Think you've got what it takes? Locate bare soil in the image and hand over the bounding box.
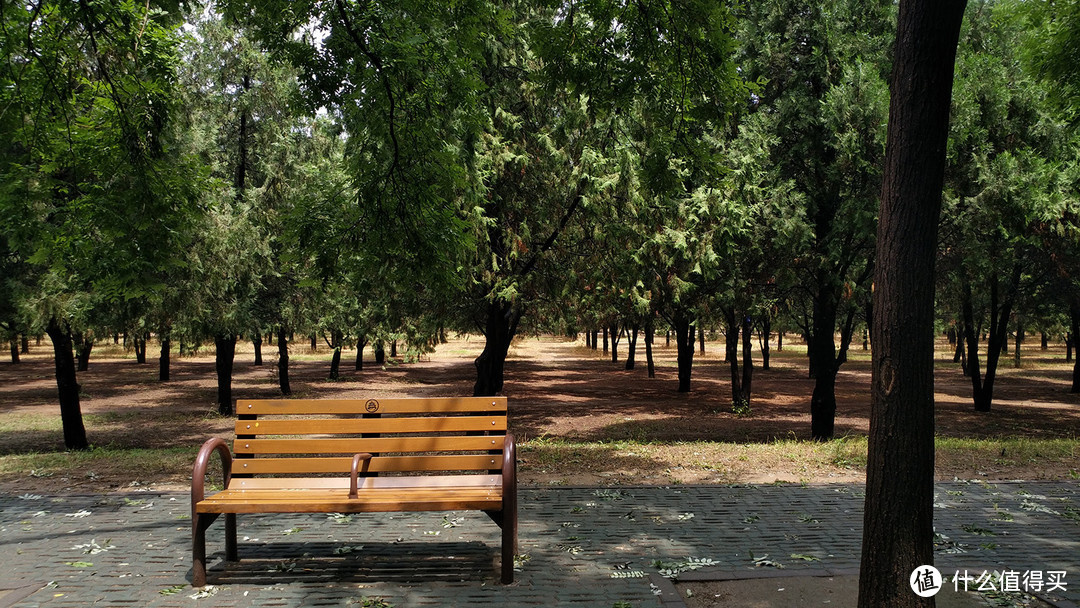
[1,334,1078,493]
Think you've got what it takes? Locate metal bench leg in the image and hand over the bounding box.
[225,514,238,561]
[192,513,217,587]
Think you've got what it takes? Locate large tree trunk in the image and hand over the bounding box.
[215,333,237,415]
[673,315,695,393]
[159,326,171,382]
[253,331,263,366]
[625,324,639,370]
[859,2,966,606]
[277,327,291,396]
[810,287,840,440]
[473,299,521,396]
[46,318,89,450]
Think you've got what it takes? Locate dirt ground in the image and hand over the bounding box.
[0,333,1078,493]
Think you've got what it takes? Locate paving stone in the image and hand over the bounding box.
[1,482,1077,606]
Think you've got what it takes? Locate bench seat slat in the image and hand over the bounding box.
[234,416,507,436]
[234,436,504,455]
[196,487,502,514]
[238,397,506,415]
[231,454,503,475]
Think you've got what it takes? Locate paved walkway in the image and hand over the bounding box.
[1,481,1077,607]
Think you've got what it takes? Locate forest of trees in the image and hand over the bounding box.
[2,0,1079,454]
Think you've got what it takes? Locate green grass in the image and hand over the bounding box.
[0,446,199,481]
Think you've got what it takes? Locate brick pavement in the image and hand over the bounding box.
[1,481,1077,607]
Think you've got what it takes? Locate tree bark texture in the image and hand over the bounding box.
[46,317,89,450]
[858,2,966,606]
[473,299,521,396]
[673,315,694,393]
[253,332,263,366]
[625,324,639,370]
[159,327,171,382]
[277,327,291,395]
[809,287,840,440]
[215,334,237,415]
[328,330,343,380]
[645,320,655,378]
[356,336,366,371]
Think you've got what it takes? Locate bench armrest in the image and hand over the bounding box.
[192,438,233,509]
[348,453,374,499]
[502,432,517,502]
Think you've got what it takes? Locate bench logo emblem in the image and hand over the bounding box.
[365,399,380,413]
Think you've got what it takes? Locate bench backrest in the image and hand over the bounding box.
[231,397,508,479]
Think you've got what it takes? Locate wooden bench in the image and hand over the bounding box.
[191,397,517,585]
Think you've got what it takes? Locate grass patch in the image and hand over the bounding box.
[0,446,200,484]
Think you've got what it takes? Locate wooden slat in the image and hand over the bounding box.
[196,487,502,514]
[236,397,507,415]
[228,475,501,490]
[234,436,504,455]
[230,454,503,475]
[234,416,507,436]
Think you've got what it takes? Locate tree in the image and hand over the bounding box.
[738,0,893,439]
[0,1,196,449]
[858,0,967,606]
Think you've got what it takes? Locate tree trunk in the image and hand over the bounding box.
[810,287,840,440]
[741,314,754,405]
[310,333,318,352]
[698,326,705,354]
[391,340,398,359]
[591,330,598,350]
[777,331,783,351]
[1013,316,1023,369]
[46,317,89,450]
[673,315,694,393]
[473,299,520,396]
[253,331,263,366]
[1067,332,1073,363]
[134,333,147,364]
[8,337,18,363]
[1071,299,1080,393]
[609,324,620,362]
[759,316,771,371]
[75,333,93,372]
[159,326,171,382]
[585,330,591,348]
[1041,331,1048,350]
[859,1,966,605]
[277,327,291,395]
[215,333,237,415]
[644,320,655,378]
[21,334,29,354]
[355,335,366,371]
[625,324,639,370]
[725,308,742,403]
[375,341,385,364]
[964,267,1020,412]
[329,330,343,380]
[602,327,608,353]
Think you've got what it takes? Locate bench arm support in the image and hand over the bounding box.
[348,453,373,499]
[192,438,233,509]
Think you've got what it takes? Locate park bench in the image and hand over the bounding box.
[191,396,517,585]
